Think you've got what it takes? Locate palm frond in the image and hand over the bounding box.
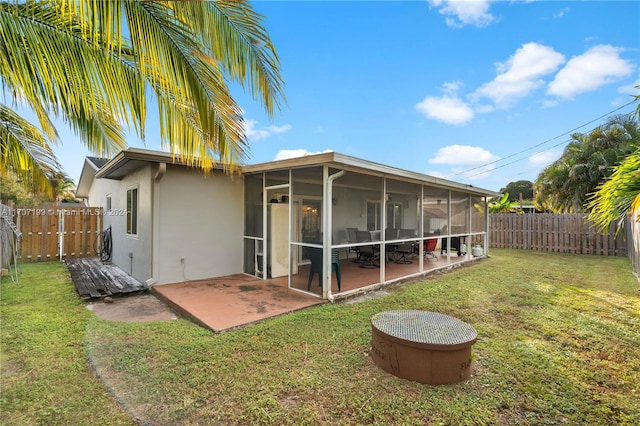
[1,0,285,172]
[0,103,60,195]
[587,149,640,233]
[56,0,285,169]
[1,0,142,155]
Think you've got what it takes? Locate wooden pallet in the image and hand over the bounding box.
[66,258,147,299]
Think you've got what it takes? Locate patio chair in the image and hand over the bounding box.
[394,242,414,264]
[355,230,378,268]
[423,238,438,261]
[393,229,416,264]
[307,247,341,291]
[347,227,361,261]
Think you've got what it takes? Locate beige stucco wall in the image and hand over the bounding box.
[155,165,244,285]
[88,165,153,284]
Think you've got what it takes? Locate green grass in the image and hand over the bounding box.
[0,263,134,425]
[2,250,639,425]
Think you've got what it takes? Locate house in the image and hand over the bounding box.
[77,148,499,300]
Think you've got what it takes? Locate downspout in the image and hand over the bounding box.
[324,169,346,300]
[146,162,166,287]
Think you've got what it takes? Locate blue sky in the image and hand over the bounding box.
[54,0,639,193]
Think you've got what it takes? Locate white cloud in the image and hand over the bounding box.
[428,0,496,28]
[427,145,500,181]
[244,119,292,141]
[442,80,463,94]
[617,78,640,96]
[547,45,635,99]
[528,150,560,169]
[415,94,474,125]
[429,144,499,165]
[473,42,565,108]
[552,7,570,19]
[273,149,332,161]
[610,78,640,106]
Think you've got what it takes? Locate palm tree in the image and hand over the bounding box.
[0,0,284,191]
[588,92,640,233]
[51,172,78,203]
[488,193,522,213]
[534,114,638,212]
[0,104,61,197]
[587,148,640,233]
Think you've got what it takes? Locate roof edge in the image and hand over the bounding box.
[242,151,499,197]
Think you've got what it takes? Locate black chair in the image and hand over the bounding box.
[307,247,341,291]
[394,229,416,264]
[355,230,378,268]
[346,227,361,261]
[385,228,399,262]
[394,242,414,264]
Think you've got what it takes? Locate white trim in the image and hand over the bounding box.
[126,185,139,237]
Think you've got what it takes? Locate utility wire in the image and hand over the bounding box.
[463,137,572,180]
[445,100,637,179]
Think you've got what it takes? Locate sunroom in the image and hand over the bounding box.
[242,152,498,300]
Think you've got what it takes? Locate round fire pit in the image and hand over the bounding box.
[370,310,477,385]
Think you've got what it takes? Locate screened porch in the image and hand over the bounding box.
[241,153,494,300]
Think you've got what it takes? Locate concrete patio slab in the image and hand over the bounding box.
[151,274,325,332]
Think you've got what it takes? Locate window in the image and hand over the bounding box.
[126,187,138,235]
[386,203,403,229]
[366,201,381,231]
[106,194,112,212]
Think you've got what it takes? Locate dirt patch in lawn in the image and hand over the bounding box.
[87,293,178,322]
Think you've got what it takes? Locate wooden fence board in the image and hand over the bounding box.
[489,213,627,256]
[11,206,102,263]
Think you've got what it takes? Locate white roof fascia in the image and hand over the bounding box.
[76,157,102,198]
[242,151,499,197]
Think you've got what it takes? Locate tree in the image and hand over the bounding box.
[50,172,78,203]
[0,171,38,205]
[1,0,284,192]
[587,148,640,233]
[0,104,61,198]
[588,91,640,233]
[533,114,638,213]
[488,193,522,213]
[500,180,533,202]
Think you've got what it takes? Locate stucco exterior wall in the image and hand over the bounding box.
[155,165,244,285]
[87,164,153,284]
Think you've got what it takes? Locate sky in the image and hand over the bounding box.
[52,0,639,193]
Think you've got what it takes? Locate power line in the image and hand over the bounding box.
[445,100,637,179]
[462,136,572,180]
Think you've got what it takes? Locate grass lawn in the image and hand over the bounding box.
[2,249,639,425]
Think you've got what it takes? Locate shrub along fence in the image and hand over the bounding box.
[490,213,627,256]
[2,204,102,263]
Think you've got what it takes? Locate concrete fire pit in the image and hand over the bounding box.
[370,310,477,385]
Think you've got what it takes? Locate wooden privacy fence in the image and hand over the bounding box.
[9,205,103,263]
[490,213,627,256]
